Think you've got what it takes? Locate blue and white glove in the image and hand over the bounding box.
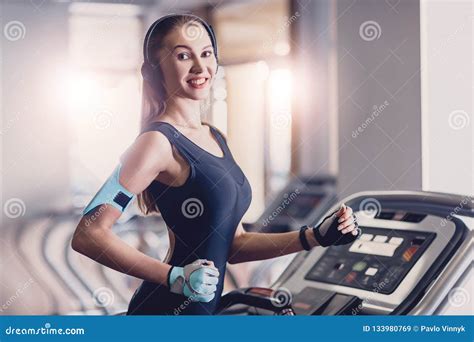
[168,259,220,302]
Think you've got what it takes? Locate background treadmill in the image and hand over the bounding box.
[218,191,473,315]
[243,175,337,233]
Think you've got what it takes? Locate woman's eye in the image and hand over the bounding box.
[177,53,190,60]
[202,51,212,57]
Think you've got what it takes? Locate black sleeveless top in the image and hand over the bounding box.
[127,121,252,315]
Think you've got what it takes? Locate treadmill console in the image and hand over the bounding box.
[278,209,463,314]
[218,192,470,316]
[305,227,436,294]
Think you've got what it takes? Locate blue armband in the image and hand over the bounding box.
[83,163,135,216]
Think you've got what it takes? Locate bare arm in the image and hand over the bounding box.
[71,131,173,286]
[227,223,319,264]
[228,206,357,264]
[216,127,357,264]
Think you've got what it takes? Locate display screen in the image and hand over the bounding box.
[305,227,436,294]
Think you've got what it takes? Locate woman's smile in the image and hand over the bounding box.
[186,77,209,89]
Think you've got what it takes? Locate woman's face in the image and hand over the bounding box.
[157,21,217,101]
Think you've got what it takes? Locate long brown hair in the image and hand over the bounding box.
[139,15,203,131]
[137,15,216,216]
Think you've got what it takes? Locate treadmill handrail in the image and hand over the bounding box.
[333,191,473,217]
[217,287,295,315]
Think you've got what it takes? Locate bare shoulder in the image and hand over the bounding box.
[117,130,173,194]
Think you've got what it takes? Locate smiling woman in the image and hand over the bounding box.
[72,13,360,317]
[139,15,218,129]
[136,14,220,216]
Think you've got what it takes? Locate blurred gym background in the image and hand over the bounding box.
[1,0,472,315]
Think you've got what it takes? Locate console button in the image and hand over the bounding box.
[389,237,404,245]
[373,235,388,243]
[365,267,378,276]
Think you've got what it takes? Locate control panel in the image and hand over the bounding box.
[305,227,436,294]
[278,211,461,314]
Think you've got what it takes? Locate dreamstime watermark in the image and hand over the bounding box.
[173,293,199,315]
[3,20,26,41]
[0,115,20,136]
[352,101,390,138]
[448,287,470,308]
[358,198,382,218]
[262,188,301,227]
[448,110,470,130]
[4,323,85,336]
[359,20,382,41]
[181,198,204,219]
[84,203,108,227]
[0,278,35,313]
[433,18,470,60]
[3,198,26,219]
[271,109,292,129]
[93,109,113,130]
[440,196,472,227]
[352,279,387,315]
[260,11,300,54]
[271,287,292,308]
[92,287,114,308]
[181,21,204,42]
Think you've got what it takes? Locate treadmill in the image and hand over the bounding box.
[218,191,472,315]
[244,175,337,233]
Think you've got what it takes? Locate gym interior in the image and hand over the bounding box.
[1,0,472,317]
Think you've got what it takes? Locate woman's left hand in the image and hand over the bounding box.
[311,203,361,247]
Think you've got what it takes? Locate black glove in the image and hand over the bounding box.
[312,205,361,247]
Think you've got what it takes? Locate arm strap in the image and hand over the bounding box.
[83,163,135,216]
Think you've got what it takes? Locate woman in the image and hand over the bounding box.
[71,14,360,315]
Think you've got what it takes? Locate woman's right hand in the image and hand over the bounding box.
[168,259,220,302]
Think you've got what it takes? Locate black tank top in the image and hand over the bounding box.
[127,121,252,315]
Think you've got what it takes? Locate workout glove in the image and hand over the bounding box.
[168,259,220,302]
[312,204,361,247]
